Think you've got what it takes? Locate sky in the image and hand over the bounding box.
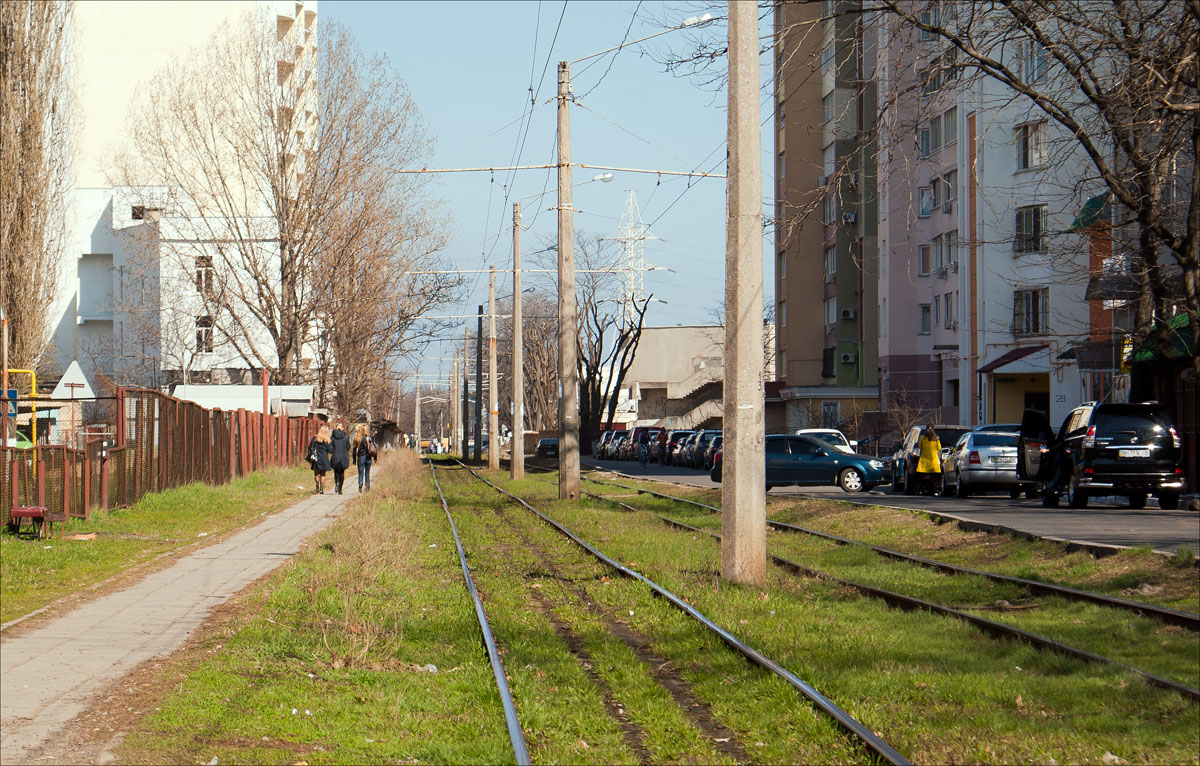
[323,1,774,387]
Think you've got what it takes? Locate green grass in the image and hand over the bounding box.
[1,466,310,623]
[112,460,1198,764]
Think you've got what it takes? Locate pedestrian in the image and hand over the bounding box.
[306,425,333,494]
[329,422,351,494]
[915,423,943,496]
[352,423,377,492]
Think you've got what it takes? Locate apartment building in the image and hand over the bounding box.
[54,1,319,388]
[875,4,1090,426]
[773,0,880,432]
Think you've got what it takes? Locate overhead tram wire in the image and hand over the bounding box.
[572,0,643,100]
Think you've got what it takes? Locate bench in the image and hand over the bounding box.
[7,506,66,540]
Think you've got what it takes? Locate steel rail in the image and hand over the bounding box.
[456,460,912,766]
[428,461,530,765]
[580,473,1199,631]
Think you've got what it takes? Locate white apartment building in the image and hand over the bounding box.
[876,6,1090,426]
[53,1,318,388]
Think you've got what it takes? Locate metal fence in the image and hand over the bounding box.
[2,387,320,526]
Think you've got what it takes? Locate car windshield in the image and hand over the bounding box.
[936,427,972,443]
[972,433,1017,447]
[1095,406,1173,435]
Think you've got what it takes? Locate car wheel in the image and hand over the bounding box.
[1025,488,1039,500]
[765,484,772,493]
[956,472,970,498]
[903,471,918,495]
[1066,479,1088,509]
[891,473,903,493]
[1041,490,1059,508]
[838,467,865,492]
[1159,493,1180,510]
[1009,489,1021,499]
[1129,493,1147,509]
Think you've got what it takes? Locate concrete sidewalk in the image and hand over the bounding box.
[0,487,352,764]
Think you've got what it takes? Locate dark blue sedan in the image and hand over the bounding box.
[711,434,890,492]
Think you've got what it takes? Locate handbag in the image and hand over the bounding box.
[306,443,320,465]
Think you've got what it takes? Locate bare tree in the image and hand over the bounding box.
[494,290,558,434]
[111,12,454,390]
[0,0,72,375]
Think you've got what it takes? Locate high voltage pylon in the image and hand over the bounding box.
[614,189,657,322]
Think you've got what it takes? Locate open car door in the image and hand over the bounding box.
[1016,409,1055,482]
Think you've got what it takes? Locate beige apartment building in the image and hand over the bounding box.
[774,1,880,433]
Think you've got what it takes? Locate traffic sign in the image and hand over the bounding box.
[4,389,15,416]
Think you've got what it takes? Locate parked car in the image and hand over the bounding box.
[679,431,706,467]
[594,430,616,457]
[711,434,890,492]
[940,431,1036,498]
[626,426,664,462]
[536,438,559,458]
[891,425,974,494]
[702,434,723,470]
[688,430,721,468]
[1017,402,1186,509]
[606,431,630,460]
[974,423,1021,433]
[795,428,856,455]
[665,430,695,465]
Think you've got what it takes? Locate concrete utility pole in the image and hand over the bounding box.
[474,304,483,463]
[511,202,525,480]
[449,355,458,453]
[722,0,766,586]
[488,267,500,470]
[556,60,580,500]
[463,326,470,455]
[2,307,9,446]
[414,376,422,450]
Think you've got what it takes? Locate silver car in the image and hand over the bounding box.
[941,431,1037,498]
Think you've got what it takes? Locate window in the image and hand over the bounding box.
[930,177,942,208]
[823,93,834,126]
[196,316,214,353]
[1019,39,1048,81]
[933,234,944,270]
[824,246,837,281]
[945,230,958,265]
[880,178,888,220]
[919,245,932,275]
[779,301,787,327]
[881,297,888,336]
[767,438,790,454]
[824,297,837,326]
[823,0,835,16]
[918,4,939,39]
[195,255,214,293]
[930,117,941,153]
[918,128,931,157]
[778,250,786,279]
[823,142,836,177]
[918,187,933,217]
[822,44,834,75]
[943,107,958,145]
[933,296,941,326]
[821,347,836,378]
[1017,121,1047,170]
[880,239,887,276]
[822,401,841,428]
[944,293,954,327]
[919,304,932,334]
[1013,288,1049,335]
[944,169,958,201]
[823,195,836,224]
[777,151,786,180]
[1014,204,1047,252]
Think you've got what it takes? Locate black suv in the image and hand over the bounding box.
[1017,402,1186,509]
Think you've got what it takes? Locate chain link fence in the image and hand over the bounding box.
[2,387,320,526]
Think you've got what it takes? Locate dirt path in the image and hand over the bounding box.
[0,489,353,764]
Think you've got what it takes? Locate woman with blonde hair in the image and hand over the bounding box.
[306,425,333,494]
[351,423,376,492]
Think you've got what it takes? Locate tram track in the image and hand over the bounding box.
[578,471,1200,631]
[457,459,913,765]
[566,476,1199,701]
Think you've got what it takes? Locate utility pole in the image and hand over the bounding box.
[414,376,422,451]
[511,202,525,479]
[1,307,9,447]
[474,304,483,463]
[722,0,766,586]
[488,267,499,470]
[463,326,470,455]
[557,60,580,500]
[449,354,458,454]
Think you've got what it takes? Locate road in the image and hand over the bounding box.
[582,458,1200,556]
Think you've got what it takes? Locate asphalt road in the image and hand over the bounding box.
[582,457,1200,555]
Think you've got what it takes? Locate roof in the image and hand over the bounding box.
[978,344,1048,373]
[171,384,314,414]
[1132,314,1195,362]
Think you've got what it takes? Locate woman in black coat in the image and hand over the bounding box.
[307,425,333,494]
[329,423,351,494]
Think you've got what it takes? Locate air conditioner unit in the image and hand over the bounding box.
[840,352,857,364]
[848,173,859,190]
[839,308,857,320]
[948,320,958,330]
[936,266,947,279]
[841,212,857,225]
[942,200,953,213]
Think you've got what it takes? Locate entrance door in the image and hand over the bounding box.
[1024,391,1050,416]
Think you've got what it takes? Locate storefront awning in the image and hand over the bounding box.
[978,344,1048,373]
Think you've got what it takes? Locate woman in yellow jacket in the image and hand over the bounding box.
[915,424,942,496]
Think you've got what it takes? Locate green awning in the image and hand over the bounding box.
[1132,313,1195,361]
[1070,192,1111,231]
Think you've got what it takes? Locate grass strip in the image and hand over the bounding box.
[1,466,310,624]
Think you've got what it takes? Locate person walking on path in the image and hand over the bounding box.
[307,425,333,494]
[352,423,376,492]
[329,422,351,495]
[915,424,943,496]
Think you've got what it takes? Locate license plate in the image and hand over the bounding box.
[992,456,1017,465]
[1118,448,1150,458]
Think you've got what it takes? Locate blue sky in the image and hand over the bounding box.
[324,1,774,384]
